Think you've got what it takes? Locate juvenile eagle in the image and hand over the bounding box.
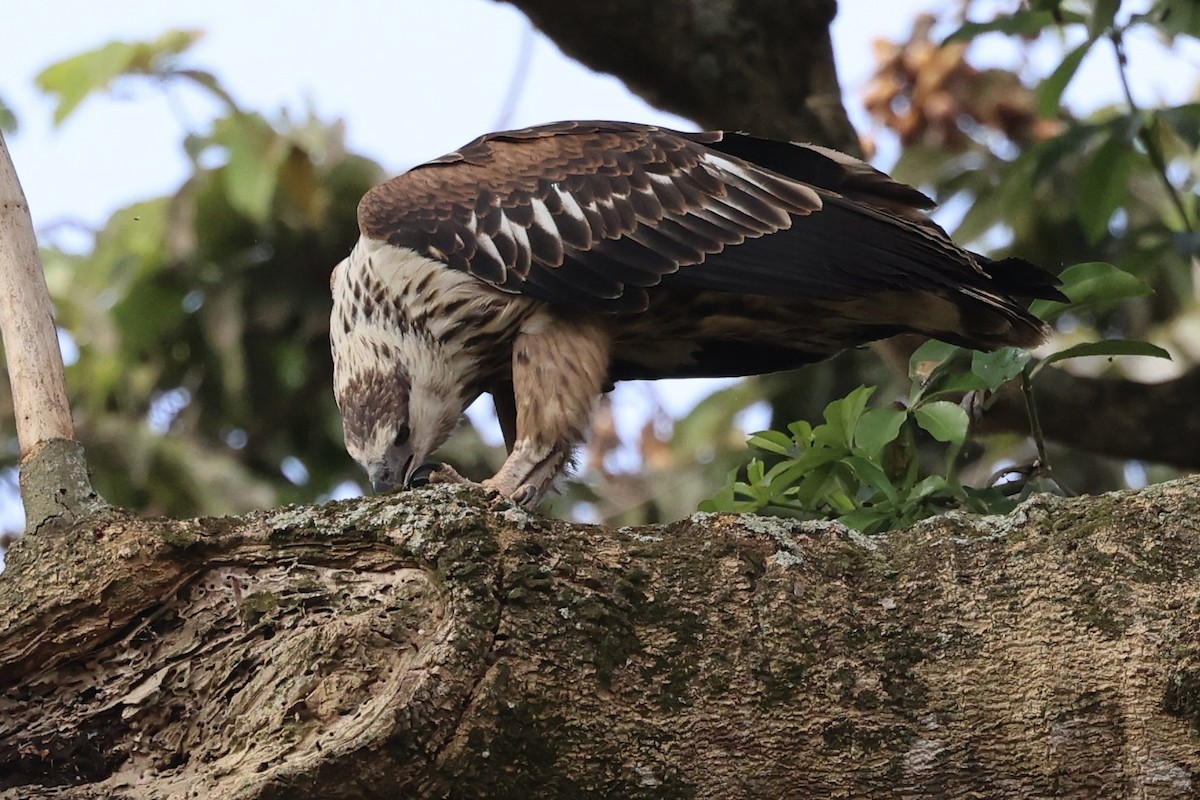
[331,121,1063,506]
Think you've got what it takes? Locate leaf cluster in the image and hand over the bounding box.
[703,262,1170,531]
[3,32,385,517]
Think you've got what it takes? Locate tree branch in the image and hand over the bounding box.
[0,132,73,452]
[0,132,105,532]
[2,482,1198,798]
[498,0,860,150]
[980,363,1200,470]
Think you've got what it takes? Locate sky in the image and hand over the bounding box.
[0,0,1197,528]
[2,0,945,231]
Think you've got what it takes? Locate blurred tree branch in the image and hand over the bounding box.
[981,364,1200,470]
[499,0,860,150]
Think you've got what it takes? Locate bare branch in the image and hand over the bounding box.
[1,484,1198,796]
[0,131,73,452]
[0,131,104,531]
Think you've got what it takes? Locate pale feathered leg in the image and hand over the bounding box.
[483,313,610,507]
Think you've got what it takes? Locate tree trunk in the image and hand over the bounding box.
[2,479,1198,799]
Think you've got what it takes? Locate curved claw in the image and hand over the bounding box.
[480,477,541,510]
[510,484,541,510]
[416,464,540,509]
[406,461,440,488]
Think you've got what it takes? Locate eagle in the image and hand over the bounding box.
[330,120,1064,506]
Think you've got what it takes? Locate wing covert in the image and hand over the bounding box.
[358,121,827,311]
[356,121,1013,312]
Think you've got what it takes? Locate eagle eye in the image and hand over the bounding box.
[393,423,411,448]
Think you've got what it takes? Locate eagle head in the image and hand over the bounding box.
[333,334,470,494]
[335,365,417,492]
[331,240,485,494]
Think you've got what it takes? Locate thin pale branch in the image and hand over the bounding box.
[0,131,104,531]
[0,131,73,452]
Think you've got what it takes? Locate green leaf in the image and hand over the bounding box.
[37,41,140,124]
[786,419,814,443]
[794,463,837,509]
[1030,339,1172,378]
[944,9,1085,42]
[700,468,765,514]
[35,30,203,125]
[844,456,900,505]
[1089,0,1122,35]
[854,407,907,457]
[1159,103,1200,146]
[1037,38,1093,118]
[791,445,846,474]
[955,148,1039,244]
[748,430,793,456]
[1029,261,1153,318]
[909,340,963,383]
[763,461,813,501]
[837,507,895,535]
[1156,0,1200,39]
[916,371,991,403]
[1076,134,1135,243]
[823,386,875,449]
[0,94,17,133]
[914,401,970,444]
[971,348,1032,392]
[216,114,290,222]
[746,458,765,486]
[907,474,952,502]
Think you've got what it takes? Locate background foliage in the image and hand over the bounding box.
[1,0,1197,536]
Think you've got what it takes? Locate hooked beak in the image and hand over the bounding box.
[368,454,439,494]
[401,454,421,488]
[368,453,414,494]
[368,465,397,494]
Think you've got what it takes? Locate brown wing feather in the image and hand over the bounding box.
[357,121,1064,318]
[357,121,822,311]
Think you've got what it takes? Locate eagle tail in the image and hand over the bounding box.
[977,255,1069,303]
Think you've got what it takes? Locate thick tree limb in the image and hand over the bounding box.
[2,481,1198,798]
[499,0,860,150]
[0,132,104,532]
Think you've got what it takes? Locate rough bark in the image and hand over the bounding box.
[499,0,861,151]
[2,479,1198,799]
